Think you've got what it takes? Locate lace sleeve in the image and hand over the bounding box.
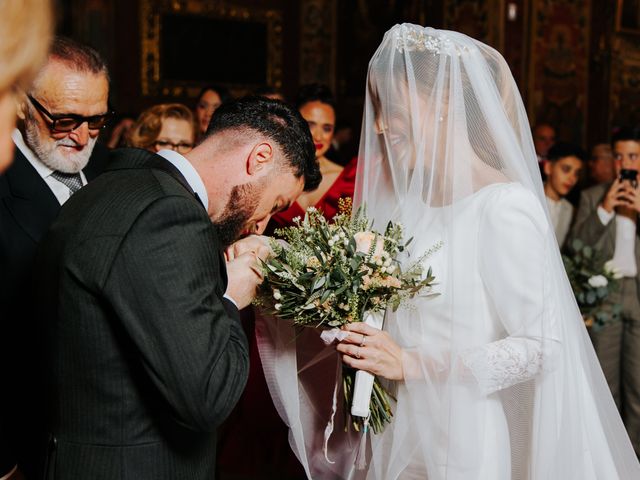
[459,337,544,395]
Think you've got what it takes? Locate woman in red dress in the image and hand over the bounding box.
[270,85,357,229]
[217,85,356,480]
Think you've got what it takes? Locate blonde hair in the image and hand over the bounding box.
[0,0,53,92]
[128,103,196,149]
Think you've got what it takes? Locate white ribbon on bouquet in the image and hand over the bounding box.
[318,310,385,465]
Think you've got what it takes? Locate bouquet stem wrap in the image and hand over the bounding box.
[351,310,385,418]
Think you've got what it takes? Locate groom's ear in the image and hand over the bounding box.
[247,141,275,176]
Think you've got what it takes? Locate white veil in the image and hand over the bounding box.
[257,24,640,479]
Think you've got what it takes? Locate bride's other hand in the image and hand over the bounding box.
[225,235,272,262]
[337,322,404,380]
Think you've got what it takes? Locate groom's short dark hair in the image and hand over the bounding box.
[205,96,321,192]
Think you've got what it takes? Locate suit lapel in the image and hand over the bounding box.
[2,150,60,243]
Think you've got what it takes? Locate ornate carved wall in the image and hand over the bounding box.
[610,30,640,129]
[56,0,638,145]
[444,0,500,48]
[529,0,590,144]
[299,0,337,91]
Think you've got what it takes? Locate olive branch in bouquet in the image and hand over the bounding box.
[254,198,440,433]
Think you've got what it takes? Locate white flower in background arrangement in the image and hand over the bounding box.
[588,275,608,288]
[604,261,623,280]
[273,289,282,300]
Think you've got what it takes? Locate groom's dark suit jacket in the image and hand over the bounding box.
[0,143,108,477]
[33,149,249,480]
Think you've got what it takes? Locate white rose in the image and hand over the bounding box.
[354,231,385,258]
[275,303,282,311]
[604,261,623,279]
[273,289,282,300]
[588,275,608,288]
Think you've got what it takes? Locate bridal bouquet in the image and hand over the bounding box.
[255,198,439,434]
[562,239,621,331]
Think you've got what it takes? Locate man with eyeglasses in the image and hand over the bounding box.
[0,36,110,480]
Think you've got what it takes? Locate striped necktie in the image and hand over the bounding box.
[51,171,83,194]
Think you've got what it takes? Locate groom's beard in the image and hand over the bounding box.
[213,180,263,248]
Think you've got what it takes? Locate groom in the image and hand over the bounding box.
[32,97,320,479]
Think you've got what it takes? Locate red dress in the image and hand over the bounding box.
[216,158,357,479]
[269,157,358,231]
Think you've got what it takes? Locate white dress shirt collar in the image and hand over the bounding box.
[12,129,53,178]
[12,129,87,204]
[156,149,209,211]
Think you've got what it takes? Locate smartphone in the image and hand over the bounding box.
[620,169,638,188]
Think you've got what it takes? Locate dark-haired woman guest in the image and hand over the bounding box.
[194,84,232,140]
[270,83,357,226]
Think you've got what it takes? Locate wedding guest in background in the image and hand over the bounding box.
[273,83,357,224]
[33,96,320,480]
[128,103,195,154]
[543,142,585,247]
[533,122,556,178]
[588,142,616,186]
[569,126,640,455]
[194,84,232,140]
[0,2,52,478]
[533,122,557,162]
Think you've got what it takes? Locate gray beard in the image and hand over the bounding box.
[24,118,95,173]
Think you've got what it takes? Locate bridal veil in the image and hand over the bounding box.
[257,24,640,479]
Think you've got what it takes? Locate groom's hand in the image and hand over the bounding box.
[225,235,272,262]
[224,251,266,310]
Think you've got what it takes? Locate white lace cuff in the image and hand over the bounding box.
[459,338,543,396]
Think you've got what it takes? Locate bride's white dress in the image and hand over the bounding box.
[370,181,619,479]
[259,180,636,479]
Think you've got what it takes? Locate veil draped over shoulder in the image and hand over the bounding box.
[257,24,640,479]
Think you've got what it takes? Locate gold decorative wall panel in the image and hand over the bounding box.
[140,0,283,97]
[529,0,590,144]
[299,0,337,91]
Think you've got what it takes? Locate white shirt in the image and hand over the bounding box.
[156,149,209,211]
[12,129,87,205]
[545,196,574,247]
[597,206,638,277]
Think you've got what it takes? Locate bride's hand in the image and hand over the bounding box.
[224,235,272,262]
[336,322,404,381]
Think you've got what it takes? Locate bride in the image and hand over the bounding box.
[257,24,640,479]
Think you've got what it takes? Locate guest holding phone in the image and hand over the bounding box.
[569,126,640,455]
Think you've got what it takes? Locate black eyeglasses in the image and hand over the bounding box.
[153,140,194,154]
[27,95,112,133]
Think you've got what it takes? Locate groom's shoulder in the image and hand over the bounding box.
[58,150,204,238]
[90,148,195,202]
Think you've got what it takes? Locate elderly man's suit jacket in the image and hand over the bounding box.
[0,142,108,476]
